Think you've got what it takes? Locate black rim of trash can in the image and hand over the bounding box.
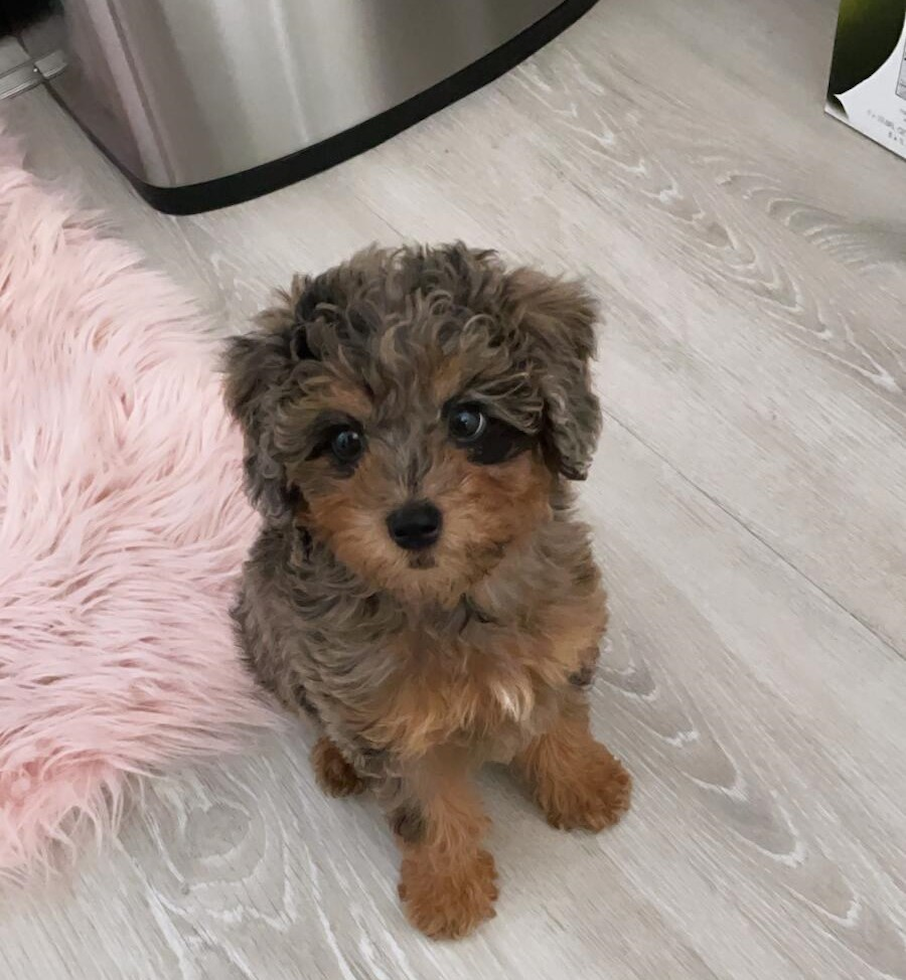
[49,0,599,214]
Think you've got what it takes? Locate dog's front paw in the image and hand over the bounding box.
[540,746,631,832]
[398,848,498,940]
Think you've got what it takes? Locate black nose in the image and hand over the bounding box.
[386,501,443,552]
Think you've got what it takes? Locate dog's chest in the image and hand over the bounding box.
[368,597,603,760]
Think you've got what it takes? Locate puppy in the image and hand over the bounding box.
[224,244,631,939]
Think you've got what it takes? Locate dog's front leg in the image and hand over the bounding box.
[515,697,631,831]
[385,756,498,940]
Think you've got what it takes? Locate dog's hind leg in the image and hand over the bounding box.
[311,735,366,797]
[515,698,631,831]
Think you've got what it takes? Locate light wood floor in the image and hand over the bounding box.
[2,0,906,976]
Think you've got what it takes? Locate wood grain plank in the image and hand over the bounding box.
[0,38,27,76]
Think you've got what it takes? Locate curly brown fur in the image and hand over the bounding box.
[311,736,366,797]
[516,701,631,830]
[224,243,631,939]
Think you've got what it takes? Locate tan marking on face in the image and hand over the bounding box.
[430,354,467,403]
[306,452,407,586]
[313,376,373,420]
[428,448,553,590]
[303,427,552,605]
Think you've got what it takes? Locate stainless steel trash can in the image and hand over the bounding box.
[19,0,597,213]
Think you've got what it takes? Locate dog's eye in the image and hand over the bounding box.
[330,427,364,464]
[448,405,487,443]
[447,402,535,465]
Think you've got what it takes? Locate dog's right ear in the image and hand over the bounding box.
[223,277,315,519]
[502,268,602,481]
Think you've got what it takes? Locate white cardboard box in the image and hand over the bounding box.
[826,0,906,159]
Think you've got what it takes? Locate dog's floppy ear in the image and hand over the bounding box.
[223,277,313,518]
[504,269,602,480]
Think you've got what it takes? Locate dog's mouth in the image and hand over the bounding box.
[407,552,437,570]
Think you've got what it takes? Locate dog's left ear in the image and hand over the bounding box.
[222,277,313,520]
[504,269,602,480]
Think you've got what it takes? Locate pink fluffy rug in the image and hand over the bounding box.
[0,124,274,878]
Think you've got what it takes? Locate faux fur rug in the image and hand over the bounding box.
[0,124,273,878]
